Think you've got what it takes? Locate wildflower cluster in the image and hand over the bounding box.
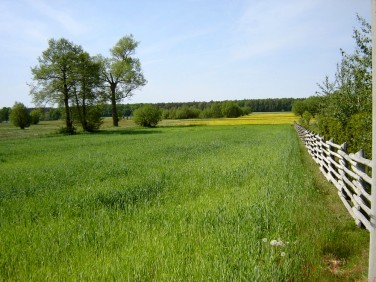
[262,238,288,257]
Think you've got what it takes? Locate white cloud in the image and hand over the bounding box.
[230,0,321,60]
[25,0,88,36]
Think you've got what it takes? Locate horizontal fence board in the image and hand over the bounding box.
[294,122,372,231]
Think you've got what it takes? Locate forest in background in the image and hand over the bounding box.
[0,97,299,122]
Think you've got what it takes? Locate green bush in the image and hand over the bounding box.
[346,112,371,158]
[316,116,346,144]
[30,109,42,125]
[9,102,31,129]
[85,106,104,132]
[300,111,312,127]
[133,104,162,127]
[221,101,243,118]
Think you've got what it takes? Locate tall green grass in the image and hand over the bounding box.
[0,125,368,280]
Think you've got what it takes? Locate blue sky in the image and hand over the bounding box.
[0,0,371,107]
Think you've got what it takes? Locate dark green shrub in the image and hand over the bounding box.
[9,102,31,129]
[30,109,42,125]
[133,104,162,127]
[346,112,371,157]
[58,126,76,135]
[85,106,104,132]
[221,101,243,118]
[316,116,346,144]
[300,111,312,127]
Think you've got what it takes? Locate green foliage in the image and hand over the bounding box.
[313,16,372,156]
[9,102,31,129]
[30,109,42,124]
[31,38,107,132]
[175,106,200,119]
[133,104,162,127]
[98,34,147,126]
[221,101,243,118]
[58,126,76,135]
[241,106,252,115]
[48,108,62,120]
[316,116,346,145]
[346,112,372,158]
[0,107,10,122]
[85,106,104,132]
[292,96,321,117]
[30,38,85,131]
[300,111,312,127]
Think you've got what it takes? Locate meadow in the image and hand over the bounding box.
[0,113,369,281]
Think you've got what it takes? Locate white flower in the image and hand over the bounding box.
[281,252,286,257]
[262,238,267,243]
[277,240,285,247]
[270,240,278,246]
[270,239,285,247]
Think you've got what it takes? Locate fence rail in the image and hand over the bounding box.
[294,122,373,231]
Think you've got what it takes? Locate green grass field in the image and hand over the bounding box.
[0,115,369,280]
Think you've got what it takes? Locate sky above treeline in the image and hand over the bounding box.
[0,0,371,107]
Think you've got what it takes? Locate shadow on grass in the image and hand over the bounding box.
[95,128,163,135]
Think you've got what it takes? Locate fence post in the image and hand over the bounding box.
[370,0,376,280]
[355,150,365,228]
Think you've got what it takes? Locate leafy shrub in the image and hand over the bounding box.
[84,106,104,132]
[58,126,76,135]
[9,102,31,129]
[133,104,162,127]
[30,109,42,125]
[316,116,346,144]
[175,106,200,119]
[300,111,312,127]
[346,112,371,157]
[221,101,243,118]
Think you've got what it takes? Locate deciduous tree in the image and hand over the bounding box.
[31,38,84,133]
[98,35,147,126]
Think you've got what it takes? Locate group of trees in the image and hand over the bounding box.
[0,107,10,123]
[293,16,372,157]
[161,101,248,119]
[29,35,146,132]
[3,103,43,129]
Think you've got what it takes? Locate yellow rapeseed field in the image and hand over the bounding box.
[160,112,298,126]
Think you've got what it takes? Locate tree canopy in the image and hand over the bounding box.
[30,38,85,133]
[98,35,147,126]
[29,35,147,131]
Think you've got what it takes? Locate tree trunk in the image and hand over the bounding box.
[110,84,118,127]
[63,84,73,131]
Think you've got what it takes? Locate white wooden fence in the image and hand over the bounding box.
[294,122,373,231]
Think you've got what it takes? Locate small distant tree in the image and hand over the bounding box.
[10,102,31,129]
[0,107,10,122]
[30,109,42,124]
[48,108,62,120]
[292,100,306,117]
[133,104,162,127]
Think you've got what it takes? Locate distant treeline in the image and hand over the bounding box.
[0,98,299,123]
[107,98,298,119]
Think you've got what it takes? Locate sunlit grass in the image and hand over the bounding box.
[0,124,368,280]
